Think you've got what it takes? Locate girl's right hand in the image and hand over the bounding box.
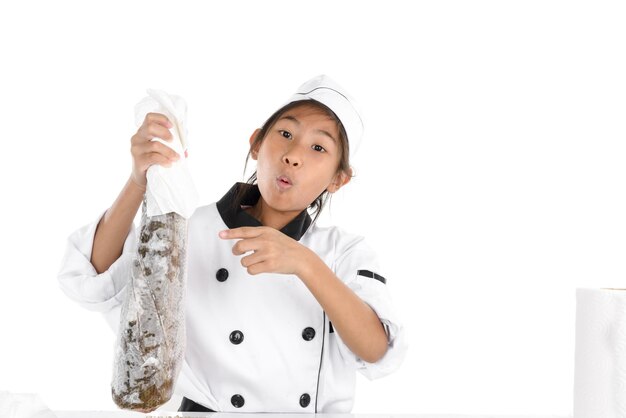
[130,112,181,188]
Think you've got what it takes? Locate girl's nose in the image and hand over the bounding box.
[282,152,301,167]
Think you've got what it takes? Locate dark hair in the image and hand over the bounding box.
[235,99,353,224]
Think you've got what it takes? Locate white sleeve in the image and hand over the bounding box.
[333,233,408,380]
[57,209,137,314]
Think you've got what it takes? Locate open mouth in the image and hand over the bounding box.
[277,175,292,188]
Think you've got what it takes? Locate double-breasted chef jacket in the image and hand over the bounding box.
[58,182,408,413]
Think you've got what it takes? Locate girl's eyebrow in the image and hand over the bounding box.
[278,115,300,125]
[278,115,337,143]
[317,130,337,144]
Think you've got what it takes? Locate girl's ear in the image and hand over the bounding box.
[327,168,353,194]
[249,128,262,160]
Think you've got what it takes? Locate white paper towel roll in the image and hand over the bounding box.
[575,288,626,418]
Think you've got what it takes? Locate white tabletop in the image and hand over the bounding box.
[53,412,571,418]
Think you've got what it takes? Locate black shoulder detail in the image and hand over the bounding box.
[357,269,387,284]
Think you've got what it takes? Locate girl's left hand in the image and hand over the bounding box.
[219,227,312,276]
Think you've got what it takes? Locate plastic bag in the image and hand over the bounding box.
[111,89,191,412]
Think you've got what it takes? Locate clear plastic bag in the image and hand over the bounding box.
[111,89,194,411]
[111,195,188,412]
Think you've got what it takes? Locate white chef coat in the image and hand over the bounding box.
[57,183,407,413]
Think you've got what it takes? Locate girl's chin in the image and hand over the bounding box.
[260,194,306,214]
[258,182,315,213]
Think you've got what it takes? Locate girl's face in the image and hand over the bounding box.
[250,103,350,218]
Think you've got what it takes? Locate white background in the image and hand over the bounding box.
[1,0,625,415]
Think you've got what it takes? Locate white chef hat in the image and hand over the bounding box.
[284,74,364,160]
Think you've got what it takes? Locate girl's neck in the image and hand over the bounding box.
[245,197,301,231]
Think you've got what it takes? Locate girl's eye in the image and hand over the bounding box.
[279,130,292,140]
[312,144,326,153]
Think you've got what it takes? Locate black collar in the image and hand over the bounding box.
[216,183,312,241]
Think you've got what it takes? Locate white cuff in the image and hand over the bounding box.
[57,209,137,312]
[337,276,409,380]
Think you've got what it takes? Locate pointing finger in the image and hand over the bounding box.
[219,227,264,240]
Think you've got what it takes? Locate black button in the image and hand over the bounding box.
[231,394,245,408]
[216,268,229,282]
[302,327,316,341]
[229,330,244,345]
[300,393,310,408]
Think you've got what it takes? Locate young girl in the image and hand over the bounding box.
[58,75,407,413]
